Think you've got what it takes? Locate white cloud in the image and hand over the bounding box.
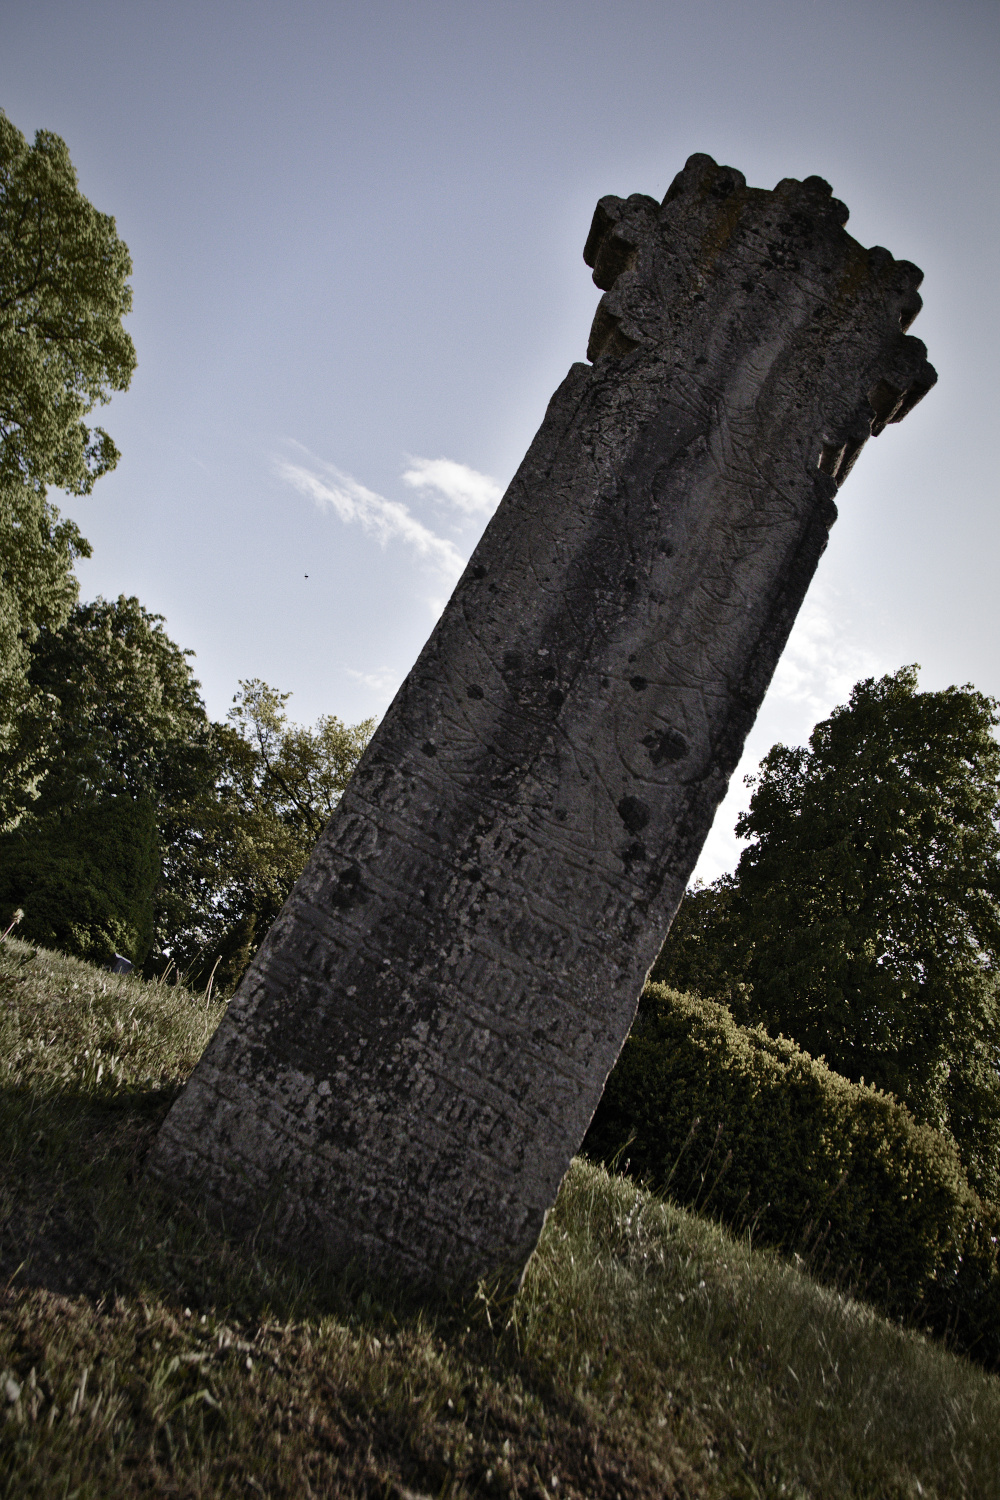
[768,591,882,718]
[345,666,402,703]
[401,456,503,516]
[277,456,466,581]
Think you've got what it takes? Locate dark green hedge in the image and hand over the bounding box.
[0,795,159,964]
[584,984,999,1363]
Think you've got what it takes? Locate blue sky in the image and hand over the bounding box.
[3,0,998,879]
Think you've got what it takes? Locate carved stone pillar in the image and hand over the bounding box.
[147,154,935,1284]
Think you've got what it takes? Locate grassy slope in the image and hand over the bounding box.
[1,937,998,1499]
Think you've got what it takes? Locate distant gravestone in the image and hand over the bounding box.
[147,154,935,1285]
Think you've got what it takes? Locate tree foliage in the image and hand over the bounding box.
[0,795,159,965]
[0,111,135,820]
[0,605,375,981]
[653,667,1000,1200]
[170,681,375,989]
[650,874,745,1006]
[0,111,135,496]
[20,595,210,807]
[0,596,211,963]
[0,478,90,821]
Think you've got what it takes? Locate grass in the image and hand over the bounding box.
[1,935,999,1498]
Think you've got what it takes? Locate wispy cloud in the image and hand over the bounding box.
[277,455,466,581]
[402,456,503,516]
[768,592,882,717]
[345,666,402,703]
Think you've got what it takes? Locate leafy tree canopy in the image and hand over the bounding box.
[0,111,135,496]
[653,667,1000,1199]
[0,596,211,963]
[0,111,135,816]
[21,594,210,808]
[224,679,376,839]
[1,611,375,983]
[173,681,376,990]
[0,478,90,818]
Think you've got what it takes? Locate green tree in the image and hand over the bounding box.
[0,111,135,495]
[0,477,89,819]
[0,601,375,984]
[650,874,745,1005]
[19,595,210,805]
[656,667,1000,1198]
[174,681,376,990]
[0,111,135,822]
[0,596,212,964]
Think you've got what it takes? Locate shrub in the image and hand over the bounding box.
[0,795,158,964]
[923,1195,1000,1369]
[584,984,997,1342]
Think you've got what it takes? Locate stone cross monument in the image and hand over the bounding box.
[148,154,935,1285]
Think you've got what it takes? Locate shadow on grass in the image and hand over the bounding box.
[1,1082,664,1500]
[0,1078,437,1339]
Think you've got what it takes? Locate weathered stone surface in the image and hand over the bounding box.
[147,153,935,1284]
